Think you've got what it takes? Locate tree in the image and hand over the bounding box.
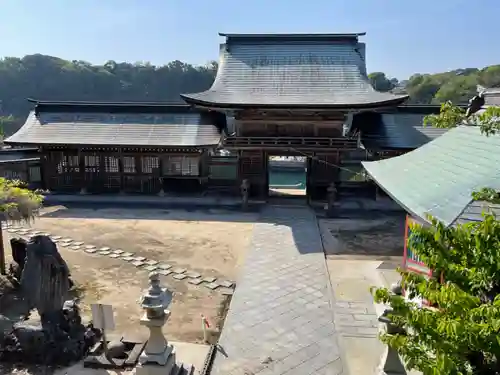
[0,178,43,274]
[372,102,500,374]
[368,72,397,92]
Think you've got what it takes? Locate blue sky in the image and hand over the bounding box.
[1,0,499,79]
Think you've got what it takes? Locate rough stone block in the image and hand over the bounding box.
[173,274,187,280]
[132,261,145,267]
[144,265,158,272]
[172,268,186,274]
[145,259,158,266]
[220,288,234,296]
[188,278,203,285]
[217,280,234,288]
[159,270,172,276]
[202,277,216,283]
[205,282,219,290]
[185,271,201,279]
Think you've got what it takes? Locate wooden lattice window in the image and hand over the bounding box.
[56,154,79,174]
[163,156,199,176]
[123,156,136,173]
[84,155,100,173]
[141,156,159,174]
[104,156,119,173]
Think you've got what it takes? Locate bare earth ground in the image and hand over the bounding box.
[319,213,406,261]
[1,206,256,349]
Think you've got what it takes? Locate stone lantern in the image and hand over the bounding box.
[136,272,175,375]
[377,282,407,375]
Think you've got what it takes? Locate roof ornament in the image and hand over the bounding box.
[466,91,485,118]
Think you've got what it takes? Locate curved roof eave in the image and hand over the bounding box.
[180,93,410,111]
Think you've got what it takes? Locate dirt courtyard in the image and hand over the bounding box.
[3,206,257,344]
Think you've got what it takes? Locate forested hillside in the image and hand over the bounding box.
[1,53,499,135]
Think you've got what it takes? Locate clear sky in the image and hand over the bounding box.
[1,0,499,79]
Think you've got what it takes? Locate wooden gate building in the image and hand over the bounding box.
[181,33,409,199]
[4,100,226,194]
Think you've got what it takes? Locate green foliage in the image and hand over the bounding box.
[0,178,43,222]
[374,102,500,374]
[424,101,500,136]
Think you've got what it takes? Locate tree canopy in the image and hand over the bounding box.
[373,103,500,374]
[1,53,500,135]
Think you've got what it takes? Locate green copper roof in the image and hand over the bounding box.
[362,126,500,226]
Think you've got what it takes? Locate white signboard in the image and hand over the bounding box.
[91,303,115,331]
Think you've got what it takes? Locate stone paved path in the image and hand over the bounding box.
[211,206,346,375]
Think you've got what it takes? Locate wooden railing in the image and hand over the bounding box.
[223,136,358,150]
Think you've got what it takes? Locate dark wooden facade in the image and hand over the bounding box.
[41,146,212,194]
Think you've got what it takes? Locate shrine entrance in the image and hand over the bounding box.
[267,154,307,202]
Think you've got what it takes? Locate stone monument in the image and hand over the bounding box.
[0,235,100,365]
[136,271,175,375]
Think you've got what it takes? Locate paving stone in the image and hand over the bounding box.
[202,277,216,283]
[220,288,234,295]
[99,251,111,256]
[134,256,146,262]
[217,280,234,288]
[85,245,96,250]
[85,248,98,254]
[73,241,84,246]
[61,239,73,243]
[185,271,201,279]
[172,274,187,280]
[108,254,120,258]
[145,259,158,266]
[59,242,69,247]
[210,207,344,375]
[172,268,186,274]
[132,261,145,267]
[188,278,203,285]
[205,282,219,290]
[158,270,172,276]
[121,252,134,257]
[51,236,62,240]
[112,249,123,254]
[122,256,135,262]
[52,240,59,243]
[144,265,158,272]
[70,246,81,251]
[7,229,18,233]
[158,264,172,270]
[43,233,51,237]
[99,247,110,251]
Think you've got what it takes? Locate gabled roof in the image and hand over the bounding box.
[5,100,224,147]
[181,33,408,109]
[362,126,500,226]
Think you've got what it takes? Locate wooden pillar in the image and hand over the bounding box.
[118,148,124,194]
[78,148,86,194]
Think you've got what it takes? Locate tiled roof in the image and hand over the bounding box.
[181,33,408,109]
[5,102,223,147]
[362,126,500,226]
[361,113,448,150]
